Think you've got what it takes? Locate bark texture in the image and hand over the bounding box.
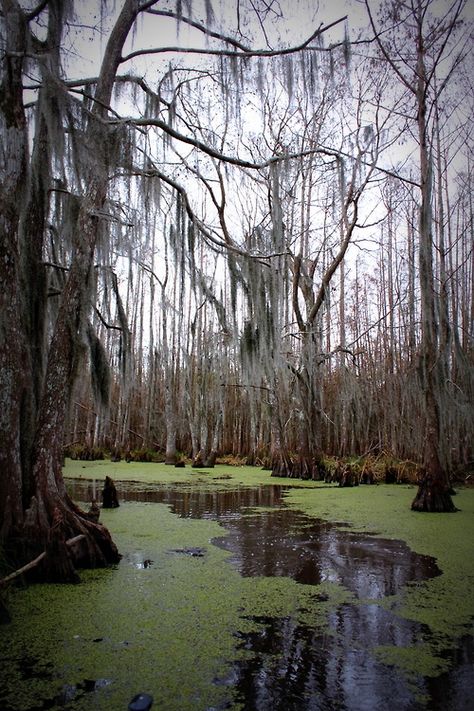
[0,0,140,578]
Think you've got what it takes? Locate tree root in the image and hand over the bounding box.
[0,535,85,587]
[3,493,121,586]
[411,475,458,512]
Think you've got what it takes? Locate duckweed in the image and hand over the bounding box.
[0,461,472,709]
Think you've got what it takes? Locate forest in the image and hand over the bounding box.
[1,0,473,573]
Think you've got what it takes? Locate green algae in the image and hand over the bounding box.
[65,461,474,678]
[1,504,236,710]
[63,458,318,490]
[2,462,473,709]
[1,496,351,710]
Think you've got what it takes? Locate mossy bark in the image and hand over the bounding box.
[0,1,140,578]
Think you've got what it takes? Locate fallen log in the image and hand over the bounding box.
[0,534,86,587]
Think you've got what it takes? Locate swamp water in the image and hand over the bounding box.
[1,478,473,710]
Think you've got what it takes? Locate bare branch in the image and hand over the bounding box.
[109,115,345,170]
[121,17,347,63]
[25,1,48,22]
[145,9,251,51]
[364,0,415,95]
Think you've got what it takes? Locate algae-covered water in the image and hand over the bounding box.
[0,461,473,710]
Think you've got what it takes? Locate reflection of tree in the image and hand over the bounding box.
[67,480,286,517]
[214,509,440,597]
[230,606,430,710]
[66,479,471,707]
[212,507,450,709]
[427,634,474,710]
[232,609,474,709]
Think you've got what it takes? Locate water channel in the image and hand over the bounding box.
[63,478,474,710]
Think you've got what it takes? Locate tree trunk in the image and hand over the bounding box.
[269,377,293,477]
[0,0,31,539]
[164,371,178,464]
[1,0,140,575]
[411,11,455,512]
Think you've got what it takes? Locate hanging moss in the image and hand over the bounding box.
[240,320,260,365]
[110,272,131,382]
[343,22,351,68]
[86,325,111,410]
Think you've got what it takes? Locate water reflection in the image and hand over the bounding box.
[427,632,474,710]
[67,478,285,519]
[211,508,441,597]
[225,607,427,711]
[66,478,473,710]
[225,612,474,711]
[70,478,441,599]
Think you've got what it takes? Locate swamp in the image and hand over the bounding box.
[1,2,473,709]
[1,460,473,710]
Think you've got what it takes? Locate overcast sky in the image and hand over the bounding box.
[64,0,368,80]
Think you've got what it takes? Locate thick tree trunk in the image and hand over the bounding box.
[0,229,29,540]
[25,193,120,564]
[411,475,457,512]
[1,0,140,576]
[411,386,457,512]
[0,1,30,539]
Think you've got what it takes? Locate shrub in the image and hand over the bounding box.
[64,444,105,461]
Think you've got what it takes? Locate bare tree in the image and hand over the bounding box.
[365,0,470,510]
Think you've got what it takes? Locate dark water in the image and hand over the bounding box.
[69,477,286,517]
[211,507,441,596]
[220,614,474,711]
[66,478,474,710]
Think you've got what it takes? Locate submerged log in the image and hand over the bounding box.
[0,551,46,587]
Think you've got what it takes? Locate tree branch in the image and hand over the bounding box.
[364,0,415,95]
[25,0,48,22]
[110,115,344,171]
[145,9,251,51]
[121,17,347,62]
